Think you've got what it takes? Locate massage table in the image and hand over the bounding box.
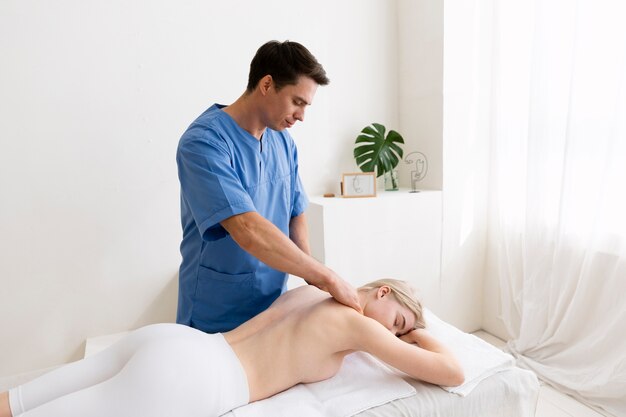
[355,366,538,417]
[226,309,540,417]
[7,311,537,417]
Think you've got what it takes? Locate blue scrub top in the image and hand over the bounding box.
[176,104,308,333]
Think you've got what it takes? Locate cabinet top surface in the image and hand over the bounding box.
[310,188,441,206]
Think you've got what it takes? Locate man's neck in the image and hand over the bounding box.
[223,93,266,140]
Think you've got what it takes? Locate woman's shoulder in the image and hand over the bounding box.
[272,285,329,309]
[310,299,381,339]
[274,286,380,334]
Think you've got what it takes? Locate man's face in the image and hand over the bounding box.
[262,76,318,131]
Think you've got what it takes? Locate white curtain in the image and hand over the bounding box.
[489,0,626,415]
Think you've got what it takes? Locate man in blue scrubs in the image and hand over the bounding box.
[176,40,361,333]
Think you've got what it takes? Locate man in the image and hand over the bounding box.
[176,40,361,333]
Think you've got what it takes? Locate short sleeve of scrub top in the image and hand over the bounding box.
[177,130,257,241]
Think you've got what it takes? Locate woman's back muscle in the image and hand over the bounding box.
[224,286,356,401]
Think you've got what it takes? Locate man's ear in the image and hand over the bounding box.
[259,75,273,95]
[377,286,391,299]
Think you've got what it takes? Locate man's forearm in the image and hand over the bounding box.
[221,211,331,288]
[289,213,311,256]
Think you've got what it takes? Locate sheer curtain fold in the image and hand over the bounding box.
[489,0,626,415]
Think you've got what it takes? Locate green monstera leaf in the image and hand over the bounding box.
[354,123,404,177]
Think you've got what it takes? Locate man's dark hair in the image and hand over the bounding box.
[246,40,330,92]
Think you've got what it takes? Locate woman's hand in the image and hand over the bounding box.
[400,328,426,345]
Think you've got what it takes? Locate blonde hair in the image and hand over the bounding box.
[359,279,426,330]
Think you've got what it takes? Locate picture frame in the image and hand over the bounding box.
[342,172,377,198]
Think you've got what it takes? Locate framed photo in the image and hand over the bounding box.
[342,172,377,198]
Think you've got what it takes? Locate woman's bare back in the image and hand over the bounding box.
[224,285,358,402]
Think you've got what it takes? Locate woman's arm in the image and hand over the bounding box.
[0,391,11,417]
[348,313,465,387]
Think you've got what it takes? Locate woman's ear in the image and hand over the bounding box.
[377,286,391,299]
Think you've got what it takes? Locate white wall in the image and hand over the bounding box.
[439,0,493,331]
[0,0,398,376]
[397,0,443,191]
[395,0,493,332]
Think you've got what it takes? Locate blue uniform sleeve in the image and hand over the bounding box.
[290,140,309,218]
[177,130,256,241]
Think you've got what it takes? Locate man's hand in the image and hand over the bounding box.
[311,271,362,314]
[222,212,362,313]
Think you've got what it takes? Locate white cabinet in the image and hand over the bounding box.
[306,190,443,307]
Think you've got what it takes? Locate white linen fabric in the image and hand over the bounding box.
[225,351,415,417]
[488,0,626,415]
[423,309,515,396]
[356,367,539,417]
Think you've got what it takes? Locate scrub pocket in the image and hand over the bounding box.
[192,265,255,332]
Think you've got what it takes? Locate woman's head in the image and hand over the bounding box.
[359,279,425,336]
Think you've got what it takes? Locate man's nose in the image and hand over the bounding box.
[294,108,305,122]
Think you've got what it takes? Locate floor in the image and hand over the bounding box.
[472,331,606,417]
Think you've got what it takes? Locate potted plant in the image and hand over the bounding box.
[354,123,405,191]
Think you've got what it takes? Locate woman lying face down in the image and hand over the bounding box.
[1,279,464,417]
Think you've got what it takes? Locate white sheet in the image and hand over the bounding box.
[422,308,516,396]
[223,352,415,417]
[356,367,539,417]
